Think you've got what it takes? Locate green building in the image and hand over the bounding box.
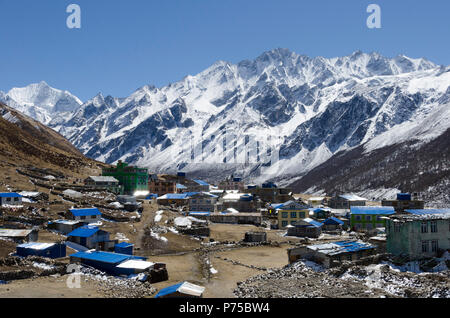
[386,210,450,260]
[102,161,149,195]
[350,206,395,231]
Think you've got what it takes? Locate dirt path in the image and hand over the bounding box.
[0,275,104,298]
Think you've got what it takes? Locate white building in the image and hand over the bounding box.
[0,193,23,207]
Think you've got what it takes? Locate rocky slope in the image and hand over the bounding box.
[0,102,103,181]
[289,128,450,206]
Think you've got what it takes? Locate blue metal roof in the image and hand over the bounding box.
[193,180,209,186]
[350,206,395,215]
[183,192,200,197]
[145,194,158,199]
[158,193,189,199]
[154,282,184,298]
[69,208,102,217]
[270,203,285,210]
[115,242,133,248]
[333,240,374,253]
[0,193,22,198]
[404,209,450,215]
[70,251,143,264]
[67,226,100,238]
[304,219,323,227]
[188,211,211,216]
[176,183,187,189]
[190,192,218,198]
[322,217,345,225]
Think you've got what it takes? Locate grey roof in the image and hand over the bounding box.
[88,176,119,183]
[0,229,34,237]
[339,194,367,201]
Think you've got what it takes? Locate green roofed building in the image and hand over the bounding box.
[102,161,149,195]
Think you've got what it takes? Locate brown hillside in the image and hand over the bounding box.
[0,102,107,189]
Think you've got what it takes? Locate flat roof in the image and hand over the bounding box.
[404,209,450,215]
[157,193,191,200]
[67,226,100,238]
[307,240,375,256]
[87,176,119,183]
[0,229,33,237]
[70,251,144,264]
[323,217,345,225]
[69,208,102,217]
[116,242,133,248]
[116,260,154,270]
[193,180,209,186]
[17,242,56,250]
[0,193,22,198]
[155,282,205,298]
[339,194,367,201]
[50,219,81,225]
[351,206,395,215]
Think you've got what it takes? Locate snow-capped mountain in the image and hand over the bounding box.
[0,81,82,124]
[2,49,449,188]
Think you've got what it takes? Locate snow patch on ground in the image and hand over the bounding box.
[154,210,164,222]
[32,262,55,270]
[115,233,129,241]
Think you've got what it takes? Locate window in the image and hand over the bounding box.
[376,216,383,221]
[366,215,372,221]
[431,240,438,253]
[299,212,305,218]
[347,254,353,261]
[376,223,384,229]
[355,215,362,221]
[394,222,401,233]
[282,212,288,219]
[92,215,97,219]
[430,221,437,233]
[421,241,428,253]
[291,212,297,218]
[421,222,428,233]
[14,197,19,202]
[6,198,11,202]
[281,221,288,227]
[365,223,373,230]
[80,216,86,220]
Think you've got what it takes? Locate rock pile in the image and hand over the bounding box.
[78,266,156,298]
[234,260,450,298]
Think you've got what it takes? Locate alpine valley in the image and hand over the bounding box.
[1,49,449,205]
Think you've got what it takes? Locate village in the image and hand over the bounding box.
[0,160,449,298]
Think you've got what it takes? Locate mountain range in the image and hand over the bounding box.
[1,49,449,204]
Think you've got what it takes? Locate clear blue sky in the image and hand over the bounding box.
[0,0,449,101]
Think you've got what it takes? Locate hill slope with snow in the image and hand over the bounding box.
[0,81,82,124]
[2,49,449,197]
